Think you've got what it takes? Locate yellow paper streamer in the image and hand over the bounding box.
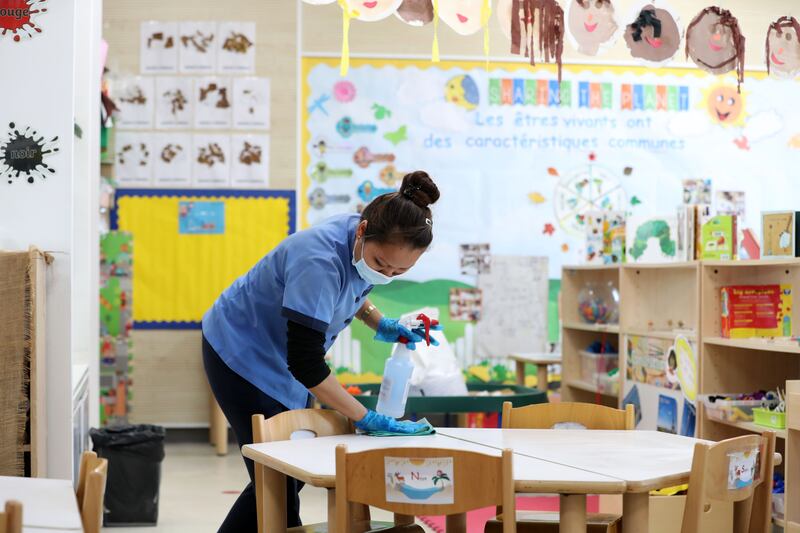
[338,0,353,76]
[431,0,440,62]
[481,0,491,70]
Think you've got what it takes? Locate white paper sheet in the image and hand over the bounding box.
[114,132,153,187]
[152,133,192,187]
[178,21,217,73]
[115,76,155,130]
[233,77,270,130]
[155,77,193,129]
[217,21,256,74]
[140,21,178,73]
[192,134,230,187]
[194,76,232,129]
[230,134,269,189]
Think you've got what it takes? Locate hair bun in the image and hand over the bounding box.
[400,171,440,209]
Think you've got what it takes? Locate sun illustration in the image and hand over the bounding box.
[700,83,748,127]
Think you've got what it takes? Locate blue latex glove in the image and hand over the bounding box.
[410,323,443,347]
[375,317,423,350]
[355,409,429,434]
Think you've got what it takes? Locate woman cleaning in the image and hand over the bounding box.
[202,171,441,531]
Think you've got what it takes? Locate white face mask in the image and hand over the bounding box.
[352,238,393,285]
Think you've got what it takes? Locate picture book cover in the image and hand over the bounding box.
[657,394,678,434]
[603,211,626,264]
[584,211,605,264]
[721,284,793,338]
[676,205,696,261]
[623,385,643,427]
[700,214,737,260]
[626,214,678,263]
[762,211,799,258]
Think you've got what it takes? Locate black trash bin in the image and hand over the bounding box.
[90,424,166,526]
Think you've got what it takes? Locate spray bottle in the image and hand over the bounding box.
[376,314,439,419]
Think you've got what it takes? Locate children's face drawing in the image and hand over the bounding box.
[344,0,402,21]
[567,0,618,55]
[438,0,485,36]
[767,23,800,78]
[395,0,434,26]
[687,10,738,74]
[623,6,681,62]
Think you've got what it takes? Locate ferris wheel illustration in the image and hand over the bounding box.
[553,159,627,237]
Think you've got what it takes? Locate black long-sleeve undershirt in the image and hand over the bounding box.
[286,319,331,389]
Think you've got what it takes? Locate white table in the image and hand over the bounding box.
[509,352,562,390]
[439,428,706,533]
[0,476,81,531]
[242,433,625,533]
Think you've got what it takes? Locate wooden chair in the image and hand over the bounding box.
[0,501,22,533]
[336,445,516,533]
[252,409,390,532]
[75,451,108,533]
[501,401,635,431]
[485,402,634,533]
[681,431,776,533]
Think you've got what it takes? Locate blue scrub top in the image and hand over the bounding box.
[202,213,372,410]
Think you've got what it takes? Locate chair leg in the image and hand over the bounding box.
[446,513,467,533]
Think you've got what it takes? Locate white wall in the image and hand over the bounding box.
[0,0,100,479]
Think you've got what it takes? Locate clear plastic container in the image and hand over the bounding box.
[595,372,620,395]
[578,350,618,384]
[699,394,776,423]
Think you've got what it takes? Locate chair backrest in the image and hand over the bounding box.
[252,408,352,443]
[336,445,516,533]
[681,432,776,533]
[502,401,635,430]
[0,501,22,533]
[76,451,108,533]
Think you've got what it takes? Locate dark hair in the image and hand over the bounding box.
[629,8,662,42]
[360,171,440,249]
[686,6,746,92]
[766,16,800,75]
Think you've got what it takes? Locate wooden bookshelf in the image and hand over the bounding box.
[561,265,621,408]
[786,381,799,531]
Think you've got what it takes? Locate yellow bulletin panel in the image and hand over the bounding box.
[113,189,294,327]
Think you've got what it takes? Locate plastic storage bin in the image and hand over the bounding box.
[579,350,618,384]
[753,407,786,429]
[700,394,775,423]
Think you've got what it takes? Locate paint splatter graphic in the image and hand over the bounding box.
[222,32,253,54]
[199,83,230,109]
[197,143,225,167]
[160,143,183,163]
[0,0,47,42]
[147,31,173,48]
[181,30,213,53]
[238,142,261,165]
[0,122,58,184]
[117,143,149,166]
[163,89,187,115]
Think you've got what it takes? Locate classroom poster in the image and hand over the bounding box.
[233,77,271,129]
[178,21,217,73]
[140,21,178,73]
[217,21,256,74]
[152,133,192,187]
[155,77,193,129]
[115,76,155,129]
[114,132,153,187]
[302,56,800,379]
[230,134,270,188]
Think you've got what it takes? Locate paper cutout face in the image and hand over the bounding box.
[567,0,618,55]
[766,17,800,78]
[624,5,681,63]
[343,0,402,21]
[396,0,434,26]
[706,85,744,125]
[438,0,485,35]
[686,7,741,75]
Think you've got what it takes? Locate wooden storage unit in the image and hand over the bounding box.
[619,262,700,433]
[699,260,800,442]
[786,380,799,532]
[561,265,621,407]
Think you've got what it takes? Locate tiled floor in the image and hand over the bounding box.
[105,438,428,533]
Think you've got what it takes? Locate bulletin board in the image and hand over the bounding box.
[301,55,800,379]
[112,189,294,327]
